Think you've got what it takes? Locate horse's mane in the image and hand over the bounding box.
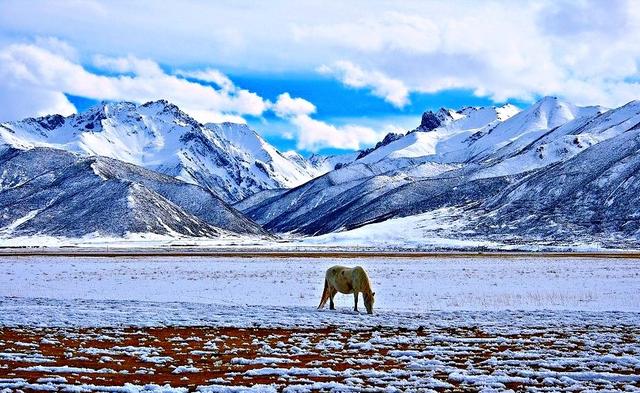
[355,266,373,293]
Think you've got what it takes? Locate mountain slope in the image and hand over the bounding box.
[472,100,640,179]
[0,101,325,203]
[474,120,640,240]
[243,97,640,247]
[356,103,521,166]
[0,146,268,238]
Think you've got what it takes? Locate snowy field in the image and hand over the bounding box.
[1,256,639,392]
[1,256,639,313]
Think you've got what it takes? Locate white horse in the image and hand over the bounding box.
[318,265,376,314]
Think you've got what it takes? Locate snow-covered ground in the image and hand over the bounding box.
[304,207,497,250]
[2,311,639,392]
[0,229,634,251]
[1,256,639,392]
[1,256,639,315]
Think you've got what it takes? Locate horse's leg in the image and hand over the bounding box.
[353,292,359,312]
[318,279,330,309]
[329,288,337,310]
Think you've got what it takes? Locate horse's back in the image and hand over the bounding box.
[326,265,350,277]
[326,265,368,281]
[352,265,365,274]
[325,265,356,293]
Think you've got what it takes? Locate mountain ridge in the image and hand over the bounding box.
[3,96,640,248]
[241,96,640,247]
[0,146,269,239]
[0,100,338,203]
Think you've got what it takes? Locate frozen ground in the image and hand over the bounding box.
[2,214,636,252]
[0,256,639,392]
[1,315,639,392]
[1,256,639,312]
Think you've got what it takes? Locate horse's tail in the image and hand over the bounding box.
[318,278,330,309]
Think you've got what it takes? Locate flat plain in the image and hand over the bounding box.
[0,256,638,392]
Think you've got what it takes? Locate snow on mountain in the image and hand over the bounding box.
[0,146,268,238]
[472,100,640,179]
[242,159,462,234]
[308,151,360,171]
[468,96,605,162]
[471,119,640,243]
[244,97,640,247]
[0,100,324,203]
[354,97,603,168]
[3,94,640,247]
[356,103,521,166]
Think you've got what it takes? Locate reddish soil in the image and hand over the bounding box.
[0,324,638,392]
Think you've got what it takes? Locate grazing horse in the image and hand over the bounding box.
[318,265,376,314]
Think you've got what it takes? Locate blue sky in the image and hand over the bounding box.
[1,1,638,155]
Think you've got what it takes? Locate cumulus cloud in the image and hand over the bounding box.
[93,54,164,77]
[293,1,640,107]
[0,84,76,121]
[33,36,79,61]
[272,92,385,151]
[0,43,268,123]
[2,1,639,108]
[0,41,384,151]
[293,11,441,55]
[289,115,385,152]
[272,93,316,117]
[2,1,639,150]
[174,69,235,91]
[318,61,410,108]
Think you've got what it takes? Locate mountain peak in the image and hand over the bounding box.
[94,100,137,112]
[537,95,560,102]
[141,99,180,111]
[494,103,520,121]
[218,121,252,130]
[529,96,579,113]
[1,100,328,203]
[417,108,457,132]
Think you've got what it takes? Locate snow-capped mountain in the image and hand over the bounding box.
[308,151,361,171]
[0,100,326,203]
[464,115,640,246]
[356,97,603,167]
[242,97,640,247]
[3,95,640,247]
[0,146,268,238]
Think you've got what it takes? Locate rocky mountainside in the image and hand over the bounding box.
[0,100,334,203]
[242,97,640,246]
[0,146,268,238]
[3,95,640,247]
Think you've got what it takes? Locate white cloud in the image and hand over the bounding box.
[272,92,385,151]
[1,1,639,150]
[0,84,76,121]
[175,69,235,91]
[2,1,639,110]
[293,11,441,55]
[272,93,316,117]
[0,43,268,123]
[318,61,410,108]
[289,114,385,152]
[0,41,384,152]
[93,54,164,77]
[294,1,640,108]
[2,1,639,108]
[33,36,79,61]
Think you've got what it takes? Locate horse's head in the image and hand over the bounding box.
[363,291,375,314]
